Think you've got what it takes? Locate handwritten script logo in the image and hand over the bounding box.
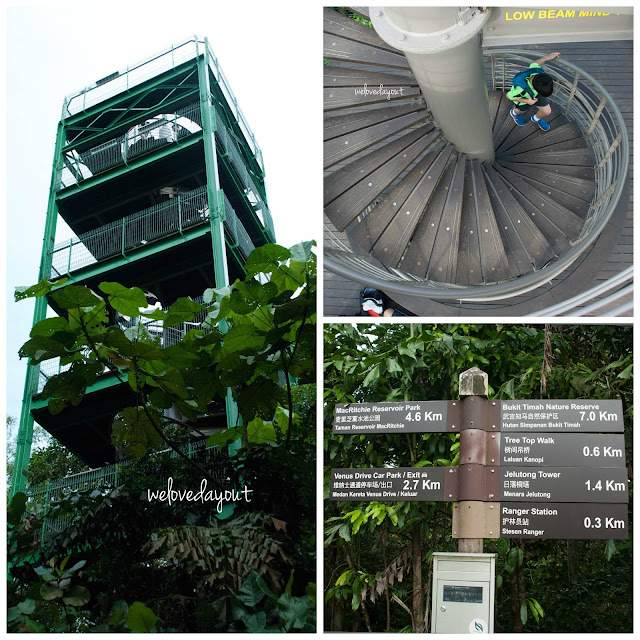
[354,84,405,100]
[148,477,253,512]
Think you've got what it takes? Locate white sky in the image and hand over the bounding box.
[3,4,322,424]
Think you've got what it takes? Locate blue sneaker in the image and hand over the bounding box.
[532,115,550,131]
[510,109,525,126]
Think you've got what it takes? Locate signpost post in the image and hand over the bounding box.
[328,367,629,633]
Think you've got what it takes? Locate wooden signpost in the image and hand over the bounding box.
[329,369,629,540]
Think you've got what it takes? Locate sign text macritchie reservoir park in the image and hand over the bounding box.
[330,398,628,539]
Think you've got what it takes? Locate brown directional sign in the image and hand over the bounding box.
[497,467,629,503]
[329,467,458,501]
[499,503,629,539]
[500,399,623,433]
[499,433,626,468]
[333,401,452,434]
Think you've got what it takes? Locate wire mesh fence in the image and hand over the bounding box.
[49,184,256,279]
[59,102,203,189]
[26,439,230,544]
[62,37,263,172]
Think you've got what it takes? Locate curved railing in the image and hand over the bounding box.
[325,50,629,303]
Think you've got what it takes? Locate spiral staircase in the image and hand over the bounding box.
[323,8,630,315]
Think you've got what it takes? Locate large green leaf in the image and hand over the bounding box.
[62,585,90,607]
[164,297,206,327]
[15,277,68,301]
[52,285,103,310]
[244,244,291,277]
[126,601,158,632]
[40,583,63,600]
[236,571,270,607]
[111,407,164,458]
[98,282,149,317]
[246,418,278,445]
[236,378,284,421]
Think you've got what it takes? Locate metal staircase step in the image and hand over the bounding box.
[497,112,567,154]
[426,154,466,282]
[492,165,584,243]
[323,66,418,91]
[484,164,555,269]
[324,124,435,209]
[470,160,510,283]
[348,138,446,251]
[488,90,503,131]
[502,122,585,156]
[324,102,424,141]
[325,128,440,231]
[372,144,455,266]
[501,170,591,218]
[399,153,458,277]
[495,160,596,202]
[456,162,483,284]
[324,110,430,168]
[495,160,595,181]
[482,166,530,277]
[505,147,595,166]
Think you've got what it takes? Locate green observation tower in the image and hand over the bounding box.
[11,37,275,501]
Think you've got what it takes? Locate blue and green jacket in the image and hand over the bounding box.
[507,62,544,106]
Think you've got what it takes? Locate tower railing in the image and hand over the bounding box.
[62,36,264,172]
[25,440,228,546]
[48,186,255,280]
[59,103,204,190]
[324,50,629,304]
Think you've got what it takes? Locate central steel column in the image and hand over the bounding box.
[371,7,495,162]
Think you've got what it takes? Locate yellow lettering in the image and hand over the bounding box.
[513,11,522,20]
[566,10,575,17]
[539,10,547,18]
[524,10,535,19]
[505,11,512,20]
[547,9,556,18]
[579,11,593,17]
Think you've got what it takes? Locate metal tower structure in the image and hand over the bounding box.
[11,36,275,497]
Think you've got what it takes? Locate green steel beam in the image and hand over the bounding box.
[63,86,200,151]
[56,134,203,199]
[63,60,201,127]
[11,123,65,499]
[199,39,242,455]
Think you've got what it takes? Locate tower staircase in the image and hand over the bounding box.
[323,8,630,314]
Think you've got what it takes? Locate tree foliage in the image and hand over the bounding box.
[8,242,316,632]
[324,324,632,633]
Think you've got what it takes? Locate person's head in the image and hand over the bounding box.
[532,73,553,97]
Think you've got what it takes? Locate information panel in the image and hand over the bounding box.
[500,399,623,433]
[333,401,450,434]
[500,433,626,468]
[329,467,456,501]
[499,467,629,503]
[500,503,629,539]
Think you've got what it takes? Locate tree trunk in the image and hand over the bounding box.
[411,523,425,632]
[567,539,579,585]
[382,531,391,631]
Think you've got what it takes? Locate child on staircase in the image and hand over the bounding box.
[508,52,561,131]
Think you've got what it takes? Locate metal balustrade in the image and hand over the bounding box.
[62,36,263,171]
[49,186,254,279]
[26,439,228,544]
[59,103,203,189]
[325,50,629,305]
